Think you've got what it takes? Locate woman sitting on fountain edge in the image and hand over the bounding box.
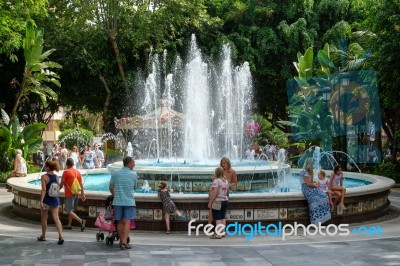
[300,158,331,225]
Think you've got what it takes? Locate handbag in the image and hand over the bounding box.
[95,210,115,231]
[212,201,221,210]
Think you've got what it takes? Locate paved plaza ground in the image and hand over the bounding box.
[0,187,399,266]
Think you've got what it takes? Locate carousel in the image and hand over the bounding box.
[114,99,185,158]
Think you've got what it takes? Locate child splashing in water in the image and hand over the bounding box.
[317,170,334,206]
[158,181,187,234]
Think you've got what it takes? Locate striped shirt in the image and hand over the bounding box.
[110,167,138,206]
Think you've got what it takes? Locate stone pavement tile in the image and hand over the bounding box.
[150,250,174,255]
[274,261,340,266]
[174,256,221,262]
[243,257,274,266]
[344,261,379,266]
[192,247,218,254]
[210,247,245,258]
[177,263,206,266]
[129,254,154,260]
[82,262,108,266]
[13,259,61,265]
[170,251,195,256]
[231,246,268,259]
[59,259,85,266]
[190,263,225,266]
[107,257,131,264]
[221,257,247,265]
[61,255,86,259]
[170,247,192,251]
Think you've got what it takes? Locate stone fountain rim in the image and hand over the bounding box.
[7,167,394,203]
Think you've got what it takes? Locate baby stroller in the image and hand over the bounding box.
[95,195,135,245]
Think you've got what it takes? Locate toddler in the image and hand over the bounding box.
[158,181,186,234]
[317,170,334,206]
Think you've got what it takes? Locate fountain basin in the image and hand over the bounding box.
[7,166,395,231]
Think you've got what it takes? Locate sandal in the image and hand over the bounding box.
[37,236,46,241]
[120,243,127,250]
[210,234,222,239]
[125,243,131,249]
[166,230,170,234]
[81,220,86,232]
[57,237,64,245]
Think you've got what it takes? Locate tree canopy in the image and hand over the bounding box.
[0,0,399,148]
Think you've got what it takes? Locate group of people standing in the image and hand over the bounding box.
[156,156,237,239]
[37,155,134,249]
[35,154,347,246]
[300,158,347,224]
[49,142,105,170]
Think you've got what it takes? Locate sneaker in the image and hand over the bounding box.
[178,215,187,221]
[81,220,86,232]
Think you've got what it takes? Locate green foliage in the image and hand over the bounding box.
[58,129,94,149]
[394,131,400,149]
[0,116,45,172]
[293,47,314,87]
[27,161,40,174]
[365,0,400,143]
[368,161,400,184]
[252,113,288,147]
[9,117,47,160]
[0,0,396,146]
[0,125,13,172]
[0,0,48,61]
[282,44,337,150]
[9,22,61,123]
[323,20,352,44]
[105,148,123,164]
[279,18,316,57]
[0,170,12,183]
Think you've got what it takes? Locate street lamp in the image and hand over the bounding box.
[321,87,332,151]
[338,72,350,169]
[321,87,331,102]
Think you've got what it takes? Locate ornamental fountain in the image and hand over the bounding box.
[7,35,395,231]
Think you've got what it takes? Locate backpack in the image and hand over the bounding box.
[48,181,59,197]
[71,177,82,195]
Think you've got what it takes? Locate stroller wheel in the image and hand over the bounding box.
[96,233,100,241]
[109,237,114,245]
[100,233,105,241]
[105,236,110,245]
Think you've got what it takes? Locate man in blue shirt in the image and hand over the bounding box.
[109,156,138,250]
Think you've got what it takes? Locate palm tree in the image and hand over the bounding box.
[9,22,61,124]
